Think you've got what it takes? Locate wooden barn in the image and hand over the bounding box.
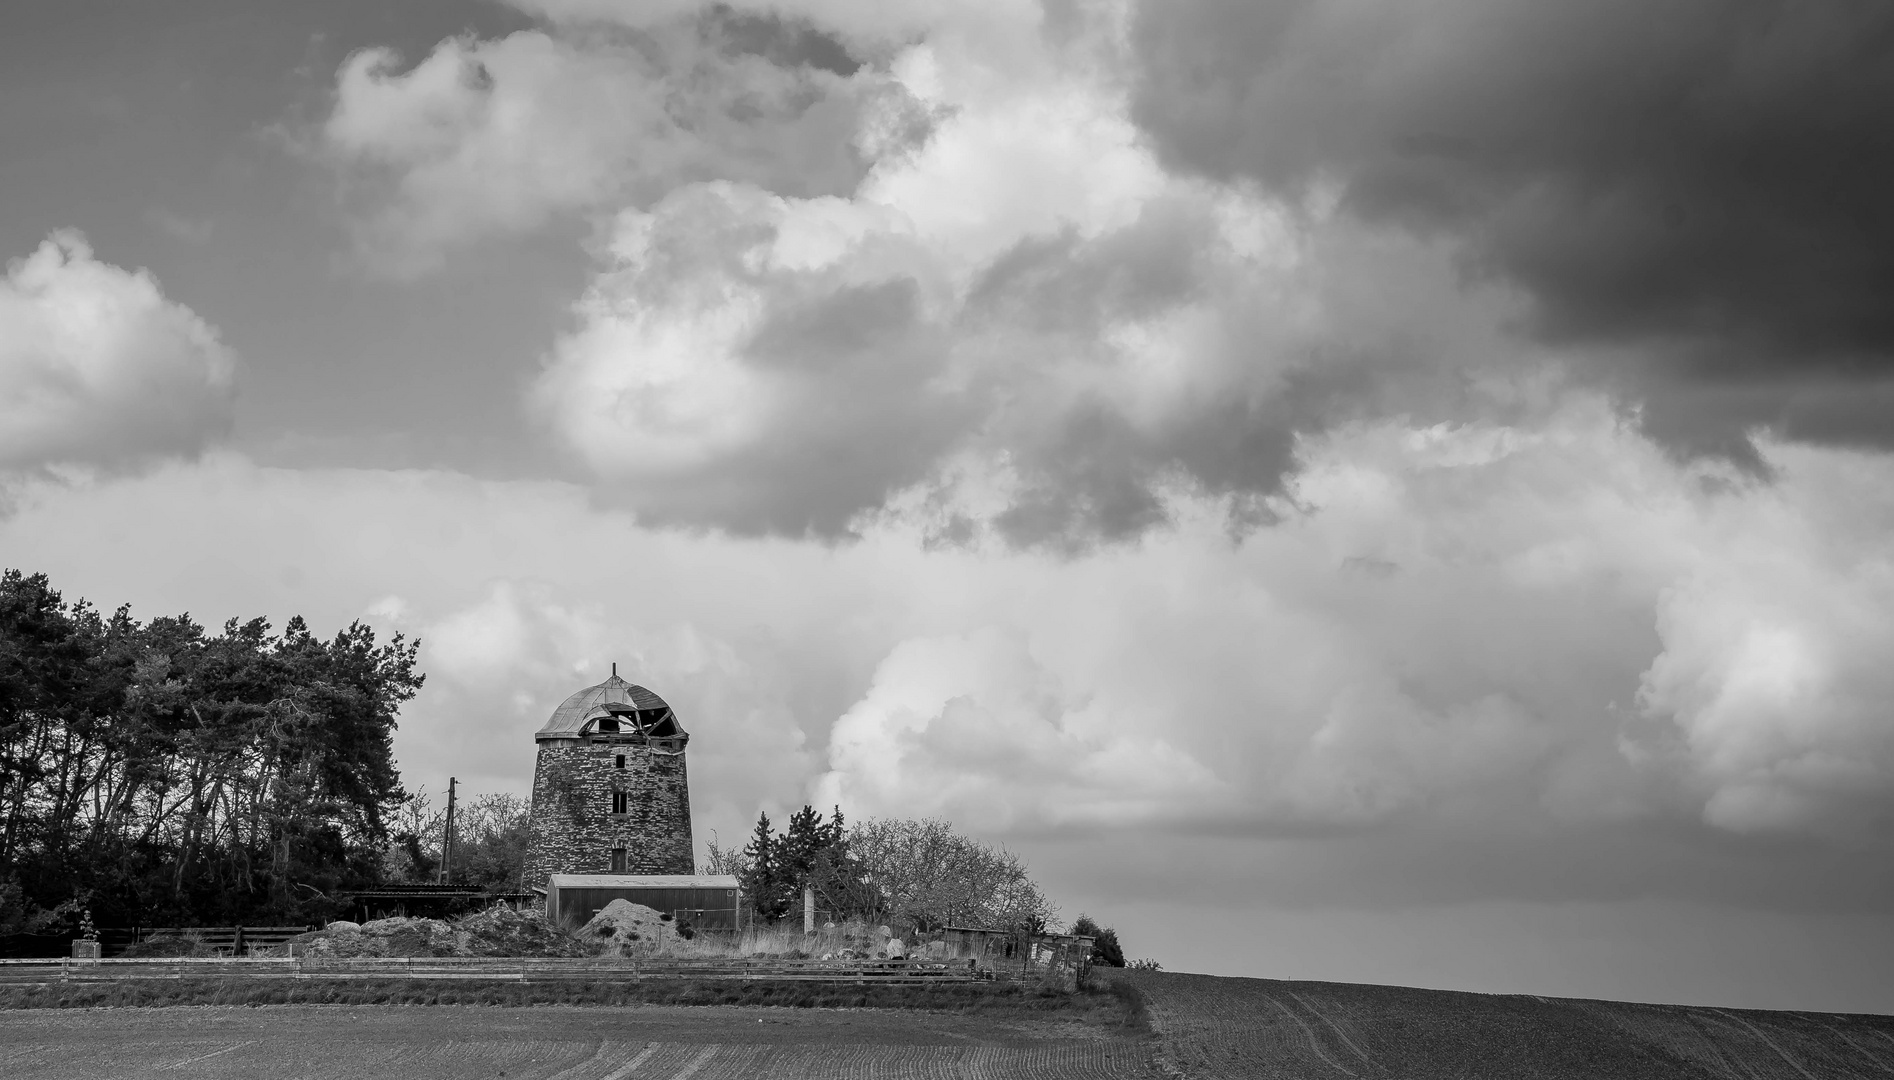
[543,874,741,930]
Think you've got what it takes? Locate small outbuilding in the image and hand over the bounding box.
[543,874,741,930]
[941,926,1097,990]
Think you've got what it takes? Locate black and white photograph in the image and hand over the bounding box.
[3,1,1893,1076]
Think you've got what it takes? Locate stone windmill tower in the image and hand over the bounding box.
[523,668,695,890]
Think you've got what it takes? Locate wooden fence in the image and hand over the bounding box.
[98,926,315,957]
[0,955,985,986]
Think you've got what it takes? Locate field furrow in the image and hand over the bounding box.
[1120,971,1894,1080]
[1282,988,1374,1067]
[0,1007,1153,1080]
[10,972,1884,1079]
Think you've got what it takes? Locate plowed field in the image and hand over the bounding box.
[7,974,1890,1078]
[1124,970,1894,1079]
[0,1004,1158,1079]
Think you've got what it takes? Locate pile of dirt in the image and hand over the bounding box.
[289,905,587,959]
[293,916,468,958]
[456,903,590,958]
[579,899,682,954]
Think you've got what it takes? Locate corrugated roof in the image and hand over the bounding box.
[536,674,675,738]
[546,875,739,889]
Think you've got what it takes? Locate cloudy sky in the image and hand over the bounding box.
[5,0,1894,1012]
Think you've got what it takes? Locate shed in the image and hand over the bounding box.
[942,926,1018,965]
[941,927,1098,989]
[544,874,741,930]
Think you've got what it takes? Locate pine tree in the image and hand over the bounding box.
[739,812,790,920]
[780,805,823,885]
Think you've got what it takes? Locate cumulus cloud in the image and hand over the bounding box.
[319,14,916,274]
[530,181,968,532]
[294,0,1894,853]
[524,1,1446,542]
[0,231,235,474]
[1130,0,1894,459]
[806,404,1894,846]
[318,0,1894,548]
[319,0,1610,545]
[4,403,1894,862]
[816,627,1224,829]
[1628,443,1894,837]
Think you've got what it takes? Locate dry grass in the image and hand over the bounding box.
[611,923,901,959]
[0,976,1134,1021]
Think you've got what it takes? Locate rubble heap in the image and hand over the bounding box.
[289,905,589,958]
[578,899,684,955]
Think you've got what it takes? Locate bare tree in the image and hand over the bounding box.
[847,818,1056,934]
[700,829,751,878]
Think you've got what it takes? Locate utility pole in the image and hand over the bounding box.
[439,777,457,885]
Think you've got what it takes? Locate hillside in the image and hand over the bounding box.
[1125,970,1894,1079]
[4,967,1891,1078]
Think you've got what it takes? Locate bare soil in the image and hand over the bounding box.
[1119,970,1894,1079]
[0,1003,1157,1079]
[8,969,1887,1078]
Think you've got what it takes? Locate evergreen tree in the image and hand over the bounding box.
[1071,914,1125,967]
[736,805,865,923]
[738,811,790,919]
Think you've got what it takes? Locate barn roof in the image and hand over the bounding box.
[546,875,739,890]
[535,674,675,739]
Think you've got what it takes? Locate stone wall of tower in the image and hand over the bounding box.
[524,739,694,890]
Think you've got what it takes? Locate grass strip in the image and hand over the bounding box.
[0,977,1132,1020]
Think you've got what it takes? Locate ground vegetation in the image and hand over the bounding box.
[0,977,1131,1019]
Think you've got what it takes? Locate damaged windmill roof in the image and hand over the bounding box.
[536,673,675,740]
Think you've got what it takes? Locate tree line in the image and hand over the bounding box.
[713,807,1129,963]
[709,806,1131,961]
[0,570,420,933]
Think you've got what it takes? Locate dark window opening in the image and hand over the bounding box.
[612,792,628,814]
[597,716,619,733]
[610,848,627,873]
[615,754,626,770]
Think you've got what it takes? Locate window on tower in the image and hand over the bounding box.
[612,791,628,814]
[610,847,627,873]
[615,754,625,770]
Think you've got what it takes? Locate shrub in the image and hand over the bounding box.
[1070,915,1125,967]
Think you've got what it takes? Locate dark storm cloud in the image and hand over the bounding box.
[959,205,1293,548]
[702,5,863,76]
[1130,0,1894,457]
